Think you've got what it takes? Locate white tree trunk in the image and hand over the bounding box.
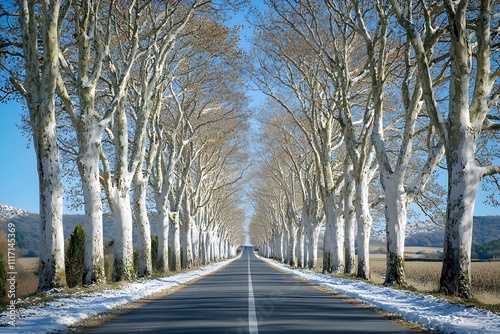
[201,231,207,264]
[307,225,321,270]
[78,127,105,284]
[287,226,297,266]
[133,175,152,277]
[296,225,305,268]
[110,189,134,281]
[276,233,284,262]
[356,172,372,280]
[191,219,200,265]
[156,203,170,273]
[344,163,356,276]
[36,125,66,290]
[182,197,194,268]
[170,211,181,271]
[383,175,407,285]
[18,0,67,291]
[323,192,344,273]
[439,132,480,298]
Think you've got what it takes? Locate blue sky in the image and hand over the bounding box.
[0,101,39,212]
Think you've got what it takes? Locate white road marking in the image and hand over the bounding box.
[248,250,259,334]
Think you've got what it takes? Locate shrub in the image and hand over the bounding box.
[65,223,85,288]
[151,235,158,273]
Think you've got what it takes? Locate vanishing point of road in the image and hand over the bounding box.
[87,247,418,333]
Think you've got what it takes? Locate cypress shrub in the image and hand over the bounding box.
[151,235,158,273]
[65,223,85,288]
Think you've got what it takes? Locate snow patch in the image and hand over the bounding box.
[0,204,31,221]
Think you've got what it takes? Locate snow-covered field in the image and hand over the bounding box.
[1,254,499,333]
[260,256,500,334]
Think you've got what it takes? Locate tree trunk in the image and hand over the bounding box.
[439,134,480,299]
[110,189,134,282]
[18,0,66,292]
[77,126,105,285]
[133,175,152,277]
[288,226,297,266]
[296,225,305,268]
[344,166,356,276]
[35,111,66,291]
[356,173,372,280]
[171,211,181,271]
[182,197,194,268]
[383,176,407,286]
[322,199,334,273]
[277,233,284,262]
[323,192,344,273]
[307,225,321,270]
[156,203,170,273]
[201,231,207,264]
[438,1,482,299]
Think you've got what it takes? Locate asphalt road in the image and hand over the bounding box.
[88,247,417,333]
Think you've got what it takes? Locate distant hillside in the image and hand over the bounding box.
[0,204,160,257]
[405,216,500,247]
[0,211,95,257]
[472,238,500,259]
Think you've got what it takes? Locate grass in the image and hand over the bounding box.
[313,254,500,315]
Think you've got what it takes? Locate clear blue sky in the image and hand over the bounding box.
[0,0,497,218]
[0,101,40,212]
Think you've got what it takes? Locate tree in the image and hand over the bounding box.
[333,0,446,286]
[65,223,85,288]
[13,0,67,291]
[251,3,347,273]
[390,0,500,298]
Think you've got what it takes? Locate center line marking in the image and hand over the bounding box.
[248,250,259,334]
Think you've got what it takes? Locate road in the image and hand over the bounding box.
[88,247,417,333]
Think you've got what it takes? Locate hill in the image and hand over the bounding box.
[0,204,163,257]
[403,216,500,247]
[0,205,115,257]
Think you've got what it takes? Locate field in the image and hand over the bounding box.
[16,257,39,297]
[370,246,500,305]
[318,246,500,305]
[370,259,500,304]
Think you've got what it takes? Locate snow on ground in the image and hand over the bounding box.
[259,256,500,334]
[1,254,499,333]
[0,258,237,333]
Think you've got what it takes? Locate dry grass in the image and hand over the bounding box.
[17,269,38,298]
[317,249,500,307]
[370,258,500,305]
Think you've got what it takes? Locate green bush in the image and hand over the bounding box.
[133,251,139,275]
[151,235,158,273]
[65,223,85,288]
